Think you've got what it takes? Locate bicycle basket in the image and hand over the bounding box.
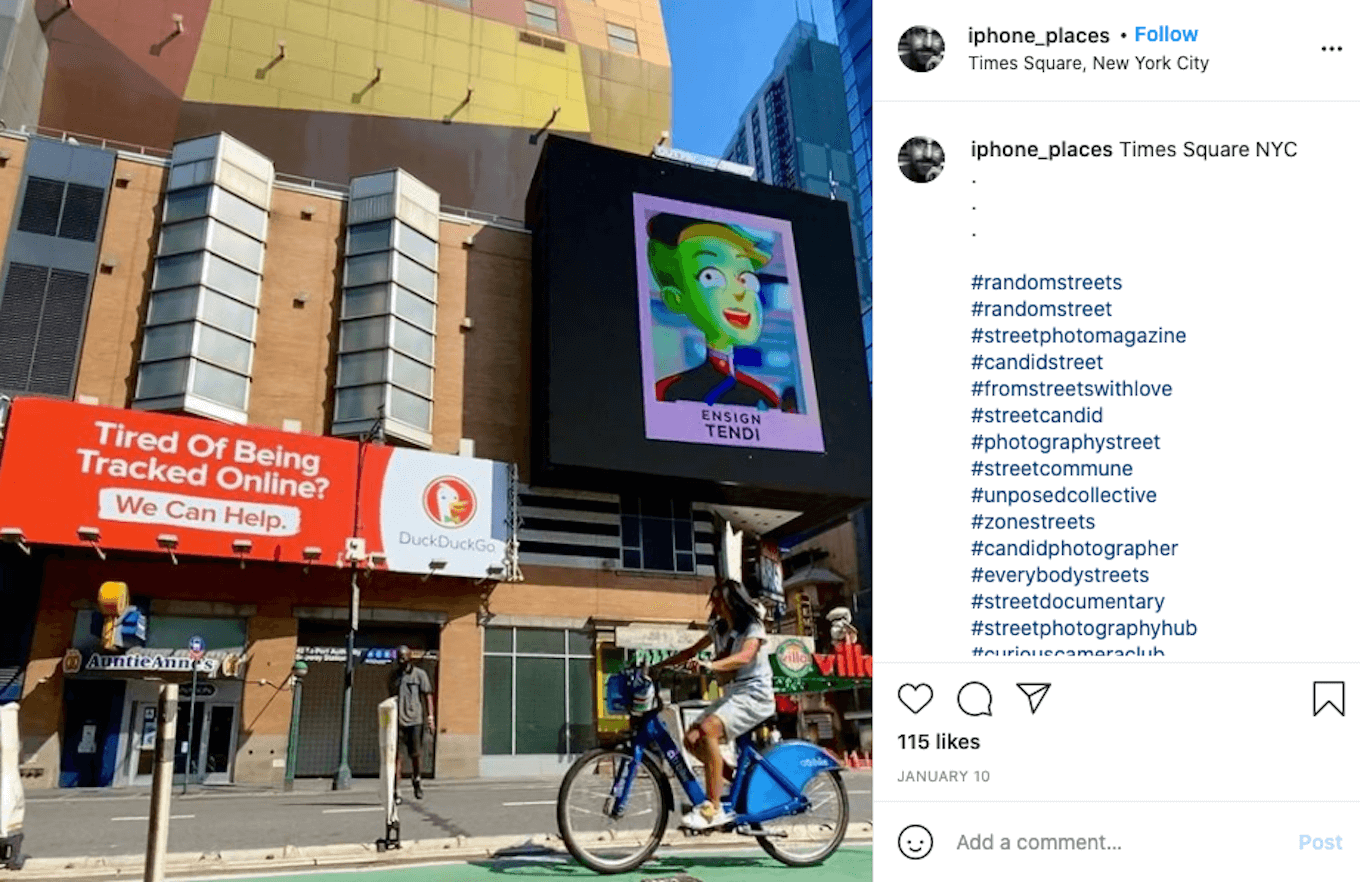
[605,673,630,714]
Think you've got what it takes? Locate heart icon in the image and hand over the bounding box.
[898,683,933,714]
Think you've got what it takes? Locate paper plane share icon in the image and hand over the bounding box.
[1017,683,1051,714]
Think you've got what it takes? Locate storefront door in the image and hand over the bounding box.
[126,689,239,786]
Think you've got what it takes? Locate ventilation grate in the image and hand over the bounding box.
[16,178,63,237]
[58,184,106,242]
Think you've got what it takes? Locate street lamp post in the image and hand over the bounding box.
[332,564,358,790]
[333,414,383,791]
[284,659,308,792]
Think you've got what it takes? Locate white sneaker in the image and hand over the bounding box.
[680,801,735,830]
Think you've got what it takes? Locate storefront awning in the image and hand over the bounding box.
[613,624,707,651]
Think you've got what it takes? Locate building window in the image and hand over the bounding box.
[134,134,272,423]
[606,22,639,55]
[483,627,595,756]
[750,109,766,183]
[620,497,695,574]
[727,122,750,166]
[524,0,558,34]
[332,171,440,448]
[763,79,795,188]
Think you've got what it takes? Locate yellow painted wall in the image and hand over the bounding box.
[187,0,593,131]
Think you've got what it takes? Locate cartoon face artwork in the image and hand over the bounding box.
[634,194,825,454]
[649,219,770,351]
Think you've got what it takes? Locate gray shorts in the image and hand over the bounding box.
[697,689,776,741]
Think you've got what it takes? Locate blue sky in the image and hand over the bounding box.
[659,0,839,157]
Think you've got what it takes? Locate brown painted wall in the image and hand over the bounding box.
[429,220,472,450]
[247,187,345,433]
[235,614,298,784]
[459,225,532,464]
[34,0,190,150]
[436,607,480,778]
[73,157,166,407]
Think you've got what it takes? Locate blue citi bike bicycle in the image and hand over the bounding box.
[556,666,849,874]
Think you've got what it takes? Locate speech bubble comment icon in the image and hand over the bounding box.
[898,683,933,714]
[957,681,993,716]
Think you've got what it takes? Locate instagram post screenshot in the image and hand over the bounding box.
[0,1,1348,881]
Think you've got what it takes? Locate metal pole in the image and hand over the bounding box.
[144,682,178,882]
[284,678,302,792]
[332,566,357,790]
[334,413,379,791]
[183,667,196,795]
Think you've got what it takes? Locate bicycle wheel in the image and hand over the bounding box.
[557,747,670,874]
[756,768,849,867]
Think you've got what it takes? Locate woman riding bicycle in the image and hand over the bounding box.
[658,579,775,830]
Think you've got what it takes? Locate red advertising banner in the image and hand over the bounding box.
[0,399,359,564]
[0,399,514,577]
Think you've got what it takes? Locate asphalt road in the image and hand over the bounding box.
[21,771,873,859]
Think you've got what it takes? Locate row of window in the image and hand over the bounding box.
[335,171,441,444]
[134,137,274,421]
[521,0,639,54]
[518,493,714,576]
[764,80,796,189]
[483,626,595,757]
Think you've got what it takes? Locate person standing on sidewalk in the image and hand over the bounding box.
[389,646,434,801]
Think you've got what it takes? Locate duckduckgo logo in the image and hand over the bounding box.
[423,477,476,528]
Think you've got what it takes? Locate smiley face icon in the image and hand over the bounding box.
[898,824,934,860]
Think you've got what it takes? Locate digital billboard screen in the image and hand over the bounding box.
[528,137,869,514]
[636,194,824,454]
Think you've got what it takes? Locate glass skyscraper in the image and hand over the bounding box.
[833,0,871,385]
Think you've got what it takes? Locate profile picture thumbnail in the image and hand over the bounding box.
[899,27,945,72]
[899,138,945,183]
